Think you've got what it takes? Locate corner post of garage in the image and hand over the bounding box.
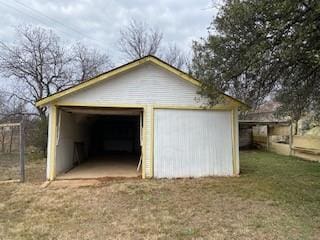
[141,104,154,179]
[150,105,154,178]
[232,107,240,175]
[47,104,58,180]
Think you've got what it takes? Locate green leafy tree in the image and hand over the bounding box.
[191,0,320,120]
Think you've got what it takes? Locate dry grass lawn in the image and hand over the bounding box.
[0,151,320,239]
[0,153,20,181]
[0,152,45,182]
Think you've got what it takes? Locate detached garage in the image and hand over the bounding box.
[36,55,246,180]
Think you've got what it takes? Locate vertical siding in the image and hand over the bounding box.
[154,109,233,178]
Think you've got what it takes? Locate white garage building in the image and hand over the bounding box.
[36,56,246,180]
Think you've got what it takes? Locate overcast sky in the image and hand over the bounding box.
[0,0,220,65]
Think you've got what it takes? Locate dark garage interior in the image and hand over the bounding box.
[55,107,143,179]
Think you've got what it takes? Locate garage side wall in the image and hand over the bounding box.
[55,111,88,175]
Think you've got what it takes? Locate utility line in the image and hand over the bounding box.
[0,0,106,48]
[13,0,104,45]
[0,1,77,41]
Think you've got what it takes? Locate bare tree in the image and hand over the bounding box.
[0,91,35,117]
[0,25,112,119]
[118,20,189,70]
[118,19,163,60]
[72,43,113,82]
[0,26,71,119]
[162,43,187,70]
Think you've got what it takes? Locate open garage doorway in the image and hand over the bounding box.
[55,107,143,179]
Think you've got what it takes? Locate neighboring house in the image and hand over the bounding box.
[245,100,319,135]
[36,55,246,180]
[245,101,281,121]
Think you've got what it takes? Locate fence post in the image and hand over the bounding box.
[289,121,293,156]
[266,125,269,151]
[19,120,25,182]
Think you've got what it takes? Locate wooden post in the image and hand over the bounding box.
[266,125,269,151]
[137,111,143,172]
[289,121,293,156]
[19,120,25,182]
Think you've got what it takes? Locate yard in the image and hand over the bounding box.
[0,151,319,240]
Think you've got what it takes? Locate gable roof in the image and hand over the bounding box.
[36,55,248,108]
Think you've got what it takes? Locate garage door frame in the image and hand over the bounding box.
[47,103,148,180]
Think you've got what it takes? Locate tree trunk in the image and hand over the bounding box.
[295,120,299,135]
[39,112,48,158]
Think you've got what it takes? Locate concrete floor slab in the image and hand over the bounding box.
[56,153,141,179]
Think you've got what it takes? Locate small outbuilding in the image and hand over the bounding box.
[36,56,246,180]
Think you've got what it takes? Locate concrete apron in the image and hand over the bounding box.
[56,154,141,180]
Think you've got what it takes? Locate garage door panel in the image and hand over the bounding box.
[154,109,233,178]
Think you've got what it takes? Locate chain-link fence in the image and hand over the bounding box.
[0,122,24,182]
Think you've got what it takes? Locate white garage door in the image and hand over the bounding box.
[154,109,234,178]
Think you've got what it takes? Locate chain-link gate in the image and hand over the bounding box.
[0,122,24,182]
